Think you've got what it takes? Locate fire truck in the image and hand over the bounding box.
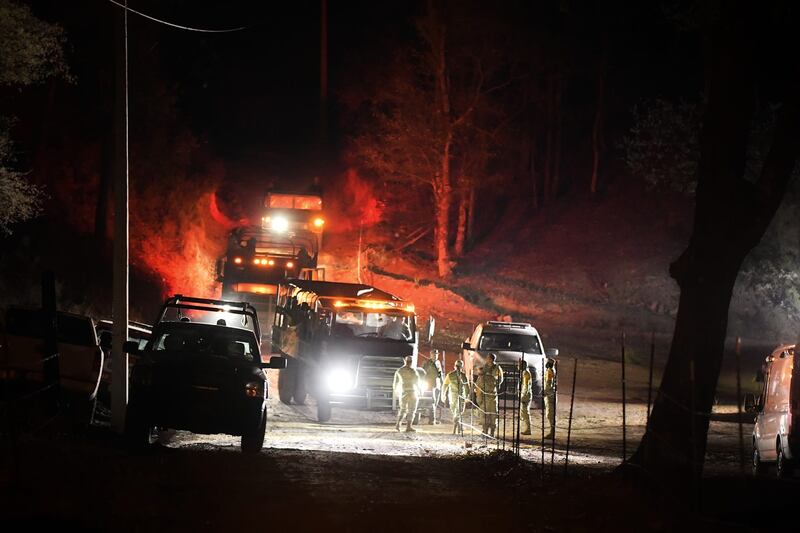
[271,280,418,422]
[216,191,325,346]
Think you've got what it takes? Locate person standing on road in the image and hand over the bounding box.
[519,359,533,435]
[394,355,421,432]
[475,354,502,437]
[442,359,469,434]
[422,349,443,424]
[543,358,557,439]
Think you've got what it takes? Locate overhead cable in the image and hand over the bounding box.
[106,0,249,33]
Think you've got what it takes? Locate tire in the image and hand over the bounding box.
[777,441,793,479]
[317,398,331,422]
[753,445,768,476]
[293,367,308,405]
[125,405,158,449]
[241,411,267,454]
[278,363,296,405]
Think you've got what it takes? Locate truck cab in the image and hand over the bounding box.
[271,280,417,422]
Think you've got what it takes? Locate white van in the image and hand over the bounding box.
[745,344,798,478]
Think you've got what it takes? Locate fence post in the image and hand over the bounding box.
[620,332,627,464]
[735,336,744,474]
[564,357,577,476]
[541,355,545,479]
[41,270,61,416]
[647,331,655,424]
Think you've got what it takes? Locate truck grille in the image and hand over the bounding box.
[356,356,401,390]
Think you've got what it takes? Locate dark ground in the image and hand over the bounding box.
[2,424,799,533]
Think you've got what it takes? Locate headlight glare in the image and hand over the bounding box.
[326,367,353,393]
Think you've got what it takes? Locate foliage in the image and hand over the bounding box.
[621,98,702,194]
[0,0,70,234]
[0,0,71,86]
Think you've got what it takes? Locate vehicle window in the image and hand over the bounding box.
[333,311,414,342]
[153,325,258,362]
[5,309,95,346]
[478,333,542,354]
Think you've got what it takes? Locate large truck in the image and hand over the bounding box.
[217,191,325,347]
[270,279,418,422]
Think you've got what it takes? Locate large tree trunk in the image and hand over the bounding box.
[454,184,467,257]
[434,138,453,278]
[628,4,800,489]
[466,185,476,244]
[551,74,562,199]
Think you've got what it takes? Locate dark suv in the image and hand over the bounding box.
[124,295,286,453]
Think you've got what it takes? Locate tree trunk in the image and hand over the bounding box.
[454,185,467,257]
[627,3,800,490]
[551,74,562,198]
[543,77,554,203]
[590,56,606,196]
[466,185,476,244]
[434,138,453,278]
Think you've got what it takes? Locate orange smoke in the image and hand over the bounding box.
[132,192,226,298]
[326,169,383,232]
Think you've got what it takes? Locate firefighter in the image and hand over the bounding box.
[543,358,557,439]
[393,355,421,432]
[421,349,443,424]
[475,355,501,437]
[519,359,533,435]
[442,359,469,434]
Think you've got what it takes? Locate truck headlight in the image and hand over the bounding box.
[419,381,429,392]
[326,368,353,393]
[271,216,289,232]
[245,381,264,398]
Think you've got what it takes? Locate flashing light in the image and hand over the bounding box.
[331,299,415,312]
[234,257,243,265]
[268,259,275,266]
[253,259,260,266]
[326,367,354,393]
[271,216,289,232]
[313,217,325,228]
[286,261,294,268]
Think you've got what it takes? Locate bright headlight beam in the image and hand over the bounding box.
[271,216,289,232]
[326,367,353,393]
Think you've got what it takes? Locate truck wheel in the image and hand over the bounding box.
[777,442,793,479]
[241,412,267,454]
[317,398,331,422]
[294,370,308,405]
[278,364,296,405]
[125,406,158,449]
[752,446,767,476]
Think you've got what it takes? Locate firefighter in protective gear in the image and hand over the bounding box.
[421,350,444,424]
[442,359,469,434]
[394,355,421,432]
[543,358,557,439]
[519,359,533,435]
[475,354,502,437]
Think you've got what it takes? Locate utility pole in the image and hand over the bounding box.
[319,0,328,148]
[111,0,130,434]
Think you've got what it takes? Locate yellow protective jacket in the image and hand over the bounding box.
[393,365,421,395]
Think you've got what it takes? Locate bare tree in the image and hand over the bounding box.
[348,1,513,277]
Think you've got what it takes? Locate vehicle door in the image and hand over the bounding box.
[759,357,786,460]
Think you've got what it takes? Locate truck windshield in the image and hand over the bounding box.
[151,324,258,362]
[332,311,414,342]
[479,333,542,354]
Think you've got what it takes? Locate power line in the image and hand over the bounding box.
[106,0,249,33]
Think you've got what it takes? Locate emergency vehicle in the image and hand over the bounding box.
[461,321,558,408]
[271,280,418,422]
[216,191,325,346]
[746,344,799,478]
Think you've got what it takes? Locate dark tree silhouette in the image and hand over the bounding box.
[628,2,800,487]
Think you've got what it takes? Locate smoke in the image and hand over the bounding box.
[325,169,383,232]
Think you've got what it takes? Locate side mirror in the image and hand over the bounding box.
[461,341,471,350]
[123,340,141,354]
[545,348,559,357]
[262,356,288,369]
[427,316,436,343]
[743,393,759,413]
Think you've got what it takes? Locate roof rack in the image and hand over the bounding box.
[486,321,533,329]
